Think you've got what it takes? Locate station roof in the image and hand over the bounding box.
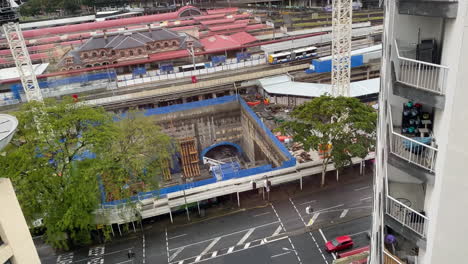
[148,49,189,61]
[193,14,226,21]
[206,8,239,15]
[208,23,248,32]
[258,75,380,98]
[200,18,236,26]
[230,32,258,45]
[200,32,257,52]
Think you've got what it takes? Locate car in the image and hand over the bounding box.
[325,235,354,253]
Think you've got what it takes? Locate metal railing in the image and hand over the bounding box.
[394,39,448,95]
[384,250,404,264]
[388,103,437,172]
[386,195,428,238]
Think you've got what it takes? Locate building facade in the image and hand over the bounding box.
[59,28,203,71]
[372,0,465,263]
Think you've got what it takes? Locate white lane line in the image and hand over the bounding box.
[165,228,170,263]
[169,247,185,262]
[288,198,328,264]
[318,229,328,243]
[227,246,235,254]
[307,213,320,226]
[243,242,251,249]
[314,204,344,213]
[237,228,255,246]
[177,261,184,264]
[272,225,283,237]
[200,237,221,256]
[211,251,218,258]
[142,235,146,264]
[354,186,371,191]
[271,251,291,258]
[169,221,278,251]
[169,234,187,240]
[195,255,201,262]
[340,209,349,218]
[319,229,336,260]
[361,196,372,201]
[253,212,271,217]
[271,203,303,264]
[299,200,317,206]
[348,230,369,237]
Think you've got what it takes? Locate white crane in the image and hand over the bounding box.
[331,0,353,97]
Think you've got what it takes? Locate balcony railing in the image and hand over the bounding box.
[384,250,404,264]
[388,104,438,172]
[386,195,428,238]
[394,40,448,95]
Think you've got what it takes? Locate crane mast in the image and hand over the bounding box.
[331,0,353,97]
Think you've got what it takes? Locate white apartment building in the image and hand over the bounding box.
[371,0,467,263]
[0,114,40,264]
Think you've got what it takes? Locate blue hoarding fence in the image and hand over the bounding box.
[305,55,364,74]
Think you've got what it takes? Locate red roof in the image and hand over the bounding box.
[208,23,248,32]
[232,14,251,19]
[193,14,225,21]
[234,19,251,24]
[149,49,189,61]
[200,35,241,52]
[200,18,235,26]
[207,8,238,15]
[246,24,267,31]
[230,32,257,45]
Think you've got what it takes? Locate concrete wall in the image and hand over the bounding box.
[0,178,40,264]
[151,101,243,153]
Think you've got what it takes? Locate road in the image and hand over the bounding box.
[39,170,373,264]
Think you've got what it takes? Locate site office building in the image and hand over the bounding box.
[371,0,468,264]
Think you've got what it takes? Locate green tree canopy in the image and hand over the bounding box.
[0,98,174,249]
[279,95,377,187]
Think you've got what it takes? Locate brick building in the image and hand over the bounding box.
[58,28,203,71]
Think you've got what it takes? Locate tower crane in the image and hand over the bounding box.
[331,0,353,97]
[1,0,43,103]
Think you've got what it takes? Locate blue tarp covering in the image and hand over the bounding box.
[236,52,251,62]
[306,55,364,74]
[211,55,226,65]
[133,67,147,76]
[160,64,174,73]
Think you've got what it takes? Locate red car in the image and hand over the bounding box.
[325,235,354,253]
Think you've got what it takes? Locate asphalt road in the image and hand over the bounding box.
[40,171,373,264]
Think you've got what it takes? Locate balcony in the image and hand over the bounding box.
[398,0,458,18]
[394,40,448,96]
[388,103,438,173]
[386,195,428,238]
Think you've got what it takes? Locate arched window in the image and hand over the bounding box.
[138,49,143,55]
[100,51,106,57]
[68,67,74,70]
[164,42,169,48]
[156,43,161,49]
[113,61,118,64]
[111,50,116,56]
[129,50,134,56]
[92,52,97,57]
[146,46,151,50]
[94,63,101,67]
[83,53,88,59]
[61,68,66,71]
[120,51,125,57]
[172,41,178,46]
[76,66,82,69]
[85,64,92,68]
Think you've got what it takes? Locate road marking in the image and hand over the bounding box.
[348,230,369,237]
[169,234,187,240]
[211,251,217,258]
[166,228,170,263]
[272,225,283,236]
[169,221,278,251]
[169,247,185,262]
[142,235,146,264]
[340,209,349,218]
[271,203,303,264]
[195,255,201,262]
[361,196,372,201]
[253,212,271,217]
[318,229,328,243]
[299,200,317,206]
[227,246,234,253]
[237,228,255,245]
[243,242,251,249]
[307,213,320,226]
[288,198,328,264]
[177,261,184,264]
[200,237,221,256]
[271,251,291,258]
[314,204,344,213]
[354,186,371,191]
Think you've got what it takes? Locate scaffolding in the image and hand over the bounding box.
[179,137,201,178]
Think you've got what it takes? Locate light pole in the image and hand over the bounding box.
[181,177,191,221]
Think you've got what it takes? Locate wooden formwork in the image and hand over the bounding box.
[162,159,172,181]
[179,137,201,178]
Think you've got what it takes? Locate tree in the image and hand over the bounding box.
[279,95,377,187]
[0,99,174,249]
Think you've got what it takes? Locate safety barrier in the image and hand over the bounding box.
[394,40,448,95]
[388,104,437,172]
[116,55,266,88]
[383,250,404,264]
[386,195,428,238]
